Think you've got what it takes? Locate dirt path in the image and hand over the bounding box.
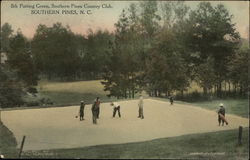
[1,99,248,151]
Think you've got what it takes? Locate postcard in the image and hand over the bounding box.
[0,0,249,159]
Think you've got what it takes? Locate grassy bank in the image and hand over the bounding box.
[22,128,249,159]
[24,80,142,107]
[23,80,248,119]
[151,97,248,118]
[191,99,248,118]
[177,98,248,118]
[0,121,18,158]
[26,80,113,106]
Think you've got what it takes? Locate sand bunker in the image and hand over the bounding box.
[1,99,248,151]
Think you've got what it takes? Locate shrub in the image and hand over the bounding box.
[26,101,39,107]
[175,91,210,102]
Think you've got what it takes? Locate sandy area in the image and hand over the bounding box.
[1,98,249,151]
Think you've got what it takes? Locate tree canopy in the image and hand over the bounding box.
[0,1,248,106]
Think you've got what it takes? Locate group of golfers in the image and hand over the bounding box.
[77,96,227,126]
[77,96,145,124]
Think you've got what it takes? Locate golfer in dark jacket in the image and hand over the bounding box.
[92,100,99,124]
[94,97,101,119]
[79,101,85,121]
[169,96,174,105]
[218,103,226,126]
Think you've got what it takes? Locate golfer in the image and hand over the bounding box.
[79,101,85,121]
[169,96,174,105]
[91,98,100,124]
[111,102,121,118]
[138,96,144,119]
[94,97,101,119]
[218,103,226,126]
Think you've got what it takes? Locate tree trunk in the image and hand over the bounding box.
[234,83,237,95]
[154,89,157,97]
[158,91,162,97]
[239,85,243,96]
[167,91,171,97]
[48,73,52,80]
[203,87,208,96]
[224,81,227,96]
[216,83,222,98]
[132,89,135,98]
[124,90,127,99]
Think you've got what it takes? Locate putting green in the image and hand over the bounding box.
[1,99,248,151]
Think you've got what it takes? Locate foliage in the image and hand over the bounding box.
[227,44,249,96]
[0,23,13,53]
[8,31,39,87]
[1,1,247,104]
[82,30,114,79]
[1,24,39,108]
[0,122,18,158]
[102,7,143,99]
[0,65,24,108]
[31,23,81,80]
[145,29,190,96]
[187,2,240,97]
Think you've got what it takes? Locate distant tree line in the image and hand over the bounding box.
[0,1,248,107]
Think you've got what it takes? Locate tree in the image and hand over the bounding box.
[140,1,161,39]
[143,1,191,97]
[1,26,38,108]
[187,2,240,97]
[0,65,24,108]
[102,7,143,98]
[7,30,39,90]
[1,23,13,53]
[139,1,161,64]
[228,46,248,96]
[145,27,190,96]
[159,1,189,29]
[82,30,114,79]
[32,23,81,80]
[193,57,216,95]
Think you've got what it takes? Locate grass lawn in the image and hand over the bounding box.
[38,80,110,105]
[23,80,249,119]
[24,80,142,106]
[22,128,249,159]
[25,80,114,106]
[2,80,248,159]
[0,121,18,158]
[151,97,248,118]
[177,99,249,118]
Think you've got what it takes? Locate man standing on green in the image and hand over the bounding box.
[218,103,227,126]
[169,96,174,105]
[79,101,85,121]
[95,97,101,119]
[138,95,144,119]
[92,97,100,124]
